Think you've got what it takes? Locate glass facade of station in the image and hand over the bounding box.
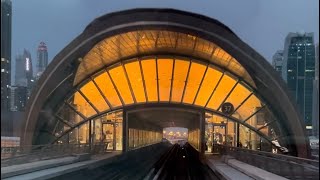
[44,29,290,154]
[204,112,275,153]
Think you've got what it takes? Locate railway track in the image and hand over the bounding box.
[144,142,219,180]
[51,142,219,180]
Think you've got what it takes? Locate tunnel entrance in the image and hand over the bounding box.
[125,107,203,151]
[163,127,188,143]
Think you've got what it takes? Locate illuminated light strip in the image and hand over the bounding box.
[26,58,30,71]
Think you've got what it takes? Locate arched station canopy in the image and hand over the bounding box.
[22,8,310,157]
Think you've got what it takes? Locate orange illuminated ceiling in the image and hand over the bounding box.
[74,30,254,87]
[72,57,262,121]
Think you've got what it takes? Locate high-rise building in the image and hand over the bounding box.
[15,49,34,98]
[272,50,284,75]
[36,42,48,78]
[282,32,316,134]
[10,86,27,112]
[1,0,12,112]
[24,50,33,90]
[15,54,26,86]
[312,43,319,137]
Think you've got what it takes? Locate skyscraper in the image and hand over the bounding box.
[312,43,319,137]
[282,32,315,134]
[10,86,27,112]
[15,54,26,86]
[36,42,48,78]
[15,49,34,100]
[24,50,34,96]
[272,50,284,75]
[1,0,12,112]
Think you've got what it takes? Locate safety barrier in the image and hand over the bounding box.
[1,143,106,167]
[215,144,319,179]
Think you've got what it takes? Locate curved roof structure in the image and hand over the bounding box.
[22,8,310,158]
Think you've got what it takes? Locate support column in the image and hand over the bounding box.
[236,123,240,147]
[123,109,128,152]
[89,119,92,151]
[199,110,206,154]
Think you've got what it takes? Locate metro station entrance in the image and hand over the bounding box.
[205,123,227,153]
[102,123,116,151]
[212,124,227,153]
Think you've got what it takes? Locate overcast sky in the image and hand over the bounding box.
[11,0,319,78]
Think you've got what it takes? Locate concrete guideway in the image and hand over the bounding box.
[1,152,120,180]
[207,155,289,180]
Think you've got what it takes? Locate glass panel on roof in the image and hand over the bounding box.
[232,94,262,120]
[194,38,216,58]
[141,59,158,102]
[157,31,177,49]
[56,102,83,126]
[183,62,206,104]
[171,59,190,102]
[206,74,237,110]
[228,59,245,76]
[99,39,118,61]
[74,30,256,89]
[124,60,146,103]
[224,83,251,111]
[138,31,156,53]
[108,66,134,105]
[79,81,109,112]
[212,48,232,67]
[73,92,97,118]
[83,48,104,65]
[194,67,223,106]
[119,32,138,57]
[157,58,173,101]
[177,33,195,51]
[93,72,122,108]
[101,36,120,60]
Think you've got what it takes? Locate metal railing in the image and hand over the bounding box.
[215,144,319,180]
[1,143,108,167]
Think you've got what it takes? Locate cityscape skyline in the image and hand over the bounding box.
[10,0,319,83]
[1,3,319,171]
